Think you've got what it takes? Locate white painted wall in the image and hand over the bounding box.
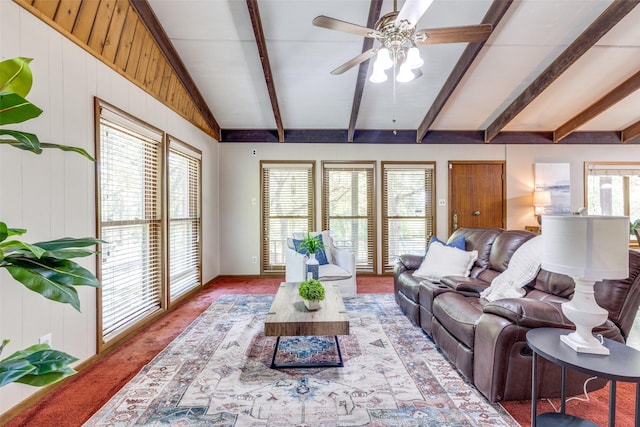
[220,142,640,275]
[0,0,219,412]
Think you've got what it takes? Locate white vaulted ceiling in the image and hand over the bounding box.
[139,0,640,142]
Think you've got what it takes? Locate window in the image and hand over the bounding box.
[586,162,640,244]
[261,161,315,273]
[382,162,435,272]
[322,162,375,273]
[168,137,202,302]
[96,101,163,348]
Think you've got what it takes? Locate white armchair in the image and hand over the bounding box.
[285,230,357,299]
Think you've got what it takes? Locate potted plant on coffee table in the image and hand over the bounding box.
[298,278,325,311]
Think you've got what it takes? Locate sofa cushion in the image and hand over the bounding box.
[448,228,502,272]
[486,230,537,273]
[432,293,484,348]
[481,235,542,302]
[414,241,478,282]
[318,263,351,281]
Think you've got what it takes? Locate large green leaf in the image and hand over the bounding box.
[0,343,77,387]
[0,239,46,258]
[0,92,43,125]
[34,237,102,251]
[16,366,76,386]
[39,143,95,161]
[0,130,41,153]
[0,358,35,387]
[0,57,33,97]
[24,348,78,374]
[41,248,97,259]
[3,256,103,310]
[6,263,81,309]
[0,223,28,244]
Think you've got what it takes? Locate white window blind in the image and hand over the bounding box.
[168,138,202,302]
[97,103,163,344]
[382,162,435,272]
[322,162,375,273]
[261,161,314,273]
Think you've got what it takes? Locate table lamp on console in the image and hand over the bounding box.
[541,215,629,355]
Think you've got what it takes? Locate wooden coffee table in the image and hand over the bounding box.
[264,282,350,368]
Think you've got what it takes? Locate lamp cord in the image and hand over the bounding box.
[544,376,597,412]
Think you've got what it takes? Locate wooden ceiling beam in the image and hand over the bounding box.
[483,0,640,142]
[416,0,513,143]
[554,70,640,142]
[130,0,220,140]
[347,0,383,143]
[622,120,640,143]
[247,0,284,142]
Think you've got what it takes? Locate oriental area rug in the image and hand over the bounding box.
[84,294,518,426]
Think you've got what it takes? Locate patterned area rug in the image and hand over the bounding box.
[85,294,518,426]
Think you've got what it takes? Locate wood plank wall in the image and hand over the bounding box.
[14,0,218,140]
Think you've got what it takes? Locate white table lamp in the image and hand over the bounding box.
[541,215,629,355]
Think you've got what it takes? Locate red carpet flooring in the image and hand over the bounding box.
[4,276,631,426]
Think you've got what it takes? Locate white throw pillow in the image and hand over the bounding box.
[413,241,478,282]
[481,235,542,302]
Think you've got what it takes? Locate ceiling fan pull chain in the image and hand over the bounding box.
[392,63,398,135]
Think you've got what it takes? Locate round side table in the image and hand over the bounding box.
[527,327,640,427]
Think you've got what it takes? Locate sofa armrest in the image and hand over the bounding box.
[285,246,307,282]
[332,247,356,275]
[398,254,423,271]
[482,298,571,328]
[440,276,490,294]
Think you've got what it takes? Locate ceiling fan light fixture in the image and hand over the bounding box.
[396,62,415,83]
[406,46,423,69]
[375,48,394,70]
[369,64,388,83]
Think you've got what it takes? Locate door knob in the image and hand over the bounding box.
[473,210,480,216]
[452,210,458,230]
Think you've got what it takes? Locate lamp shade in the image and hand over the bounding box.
[541,215,629,281]
[533,190,551,207]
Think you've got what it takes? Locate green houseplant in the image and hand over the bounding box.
[0,57,101,387]
[298,278,325,311]
[298,232,324,256]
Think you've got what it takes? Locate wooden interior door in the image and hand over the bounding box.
[448,161,505,233]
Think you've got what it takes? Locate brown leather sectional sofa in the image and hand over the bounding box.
[394,227,640,402]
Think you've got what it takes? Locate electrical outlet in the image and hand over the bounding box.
[438,199,446,207]
[251,256,257,264]
[250,148,257,157]
[39,333,52,346]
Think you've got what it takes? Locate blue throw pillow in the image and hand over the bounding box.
[293,235,329,265]
[426,235,465,255]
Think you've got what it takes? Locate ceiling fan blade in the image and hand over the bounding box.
[313,15,380,38]
[415,24,492,44]
[331,49,377,75]
[395,0,434,28]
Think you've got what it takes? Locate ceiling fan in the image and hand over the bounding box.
[312,0,492,80]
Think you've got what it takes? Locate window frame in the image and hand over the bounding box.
[260,160,315,274]
[95,98,166,352]
[167,135,202,305]
[381,161,436,273]
[585,161,640,247]
[321,161,376,273]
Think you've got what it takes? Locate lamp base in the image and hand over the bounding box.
[560,277,610,356]
[560,331,609,355]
